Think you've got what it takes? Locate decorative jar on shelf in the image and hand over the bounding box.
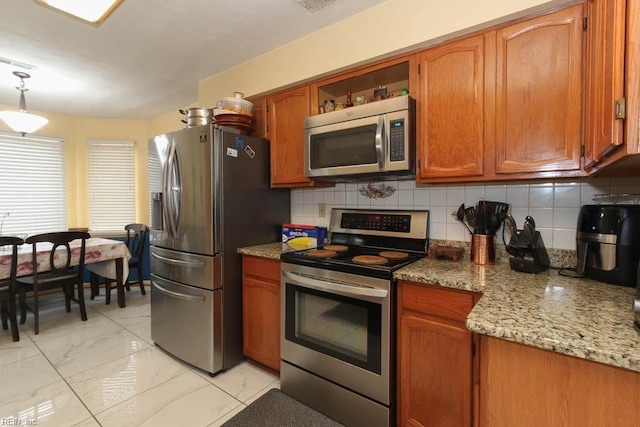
[324,99,335,112]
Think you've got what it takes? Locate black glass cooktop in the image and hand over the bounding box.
[280,244,425,280]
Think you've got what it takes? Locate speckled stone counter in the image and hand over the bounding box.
[237,242,291,260]
[239,242,640,373]
[396,257,640,373]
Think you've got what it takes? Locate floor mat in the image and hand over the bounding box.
[222,388,345,427]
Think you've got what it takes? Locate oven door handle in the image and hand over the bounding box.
[283,271,388,299]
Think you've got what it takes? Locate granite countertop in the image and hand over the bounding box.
[397,257,640,373]
[238,243,640,373]
[237,242,292,260]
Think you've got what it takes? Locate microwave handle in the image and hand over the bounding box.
[375,115,385,170]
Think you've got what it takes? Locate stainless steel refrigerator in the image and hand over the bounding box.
[148,125,290,375]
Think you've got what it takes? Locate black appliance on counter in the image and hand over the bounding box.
[576,204,640,287]
[505,214,550,274]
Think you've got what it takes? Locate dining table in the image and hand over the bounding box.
[0,237,132,308]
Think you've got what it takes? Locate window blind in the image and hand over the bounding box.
[147,142,162,226]
[87,140,135,233]
[0,131,68,236]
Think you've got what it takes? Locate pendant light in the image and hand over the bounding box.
[0,71,49,135]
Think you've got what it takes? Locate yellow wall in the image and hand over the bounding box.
[198,0,568,105]
[1,0,570,230]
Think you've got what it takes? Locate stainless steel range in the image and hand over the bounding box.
[280,209,429,427]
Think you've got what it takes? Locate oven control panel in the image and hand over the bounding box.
[340,213,411,232]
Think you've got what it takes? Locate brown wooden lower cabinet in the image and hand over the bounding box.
[397,280,480,427]
[242,255,281,372]
[479,336,640,427]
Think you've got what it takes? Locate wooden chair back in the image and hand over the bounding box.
[25,231,91,285]
[125,223,148,260]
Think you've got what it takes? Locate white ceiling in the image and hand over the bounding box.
[0,0,389,120]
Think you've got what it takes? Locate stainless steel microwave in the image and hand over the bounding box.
[304,96,415,181]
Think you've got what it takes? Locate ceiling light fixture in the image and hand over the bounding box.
[34,0,125,25]
[0,72,49,136]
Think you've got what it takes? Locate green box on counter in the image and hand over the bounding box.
[282,224,328,249]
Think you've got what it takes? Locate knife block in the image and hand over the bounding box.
[507,230,550,274]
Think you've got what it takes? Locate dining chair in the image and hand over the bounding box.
[0,236,24,341]
[90,223,148,304]
[124,223,148,295]
[17,231,91,335]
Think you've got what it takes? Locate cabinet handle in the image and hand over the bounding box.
[615,98,626,120]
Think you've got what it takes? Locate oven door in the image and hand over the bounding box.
[281,263,392,405]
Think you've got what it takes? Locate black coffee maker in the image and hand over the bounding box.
[505,215,550,274]
[576,204,640,287]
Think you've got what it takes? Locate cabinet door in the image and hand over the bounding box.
[417,34,485,181]
[242,276,280,371]
[584,0,626,167]
[480,336,640,427]
[494,5,584,174]
[242,256,281,372]
[398,313,473,427]
[267,85,314,187]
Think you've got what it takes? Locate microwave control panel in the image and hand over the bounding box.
[389,119,405,162]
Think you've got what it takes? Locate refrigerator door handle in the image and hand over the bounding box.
[170,143,182,234]
[164,141,182,239]
[152,280,206,302]
[151,252,206,268]
[163,141,176,238]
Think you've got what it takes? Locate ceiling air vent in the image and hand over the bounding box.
[297,0,336,12]
[0,57,36,70]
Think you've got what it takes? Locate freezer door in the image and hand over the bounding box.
[151,274,222,374]
[154,126,218,255]
[150,246,222,290]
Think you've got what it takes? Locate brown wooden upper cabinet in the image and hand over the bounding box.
[417,34,486,180]
[584,0,640,174]
[417,4,585,183]
[266,85,316,188]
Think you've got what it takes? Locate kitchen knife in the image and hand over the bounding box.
[504,214,518,244]
[525,215,536,231]
[523,220,535,247]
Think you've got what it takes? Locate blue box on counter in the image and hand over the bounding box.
[282,224,328,249]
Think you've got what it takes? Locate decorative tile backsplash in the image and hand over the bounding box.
[290,176,640,250]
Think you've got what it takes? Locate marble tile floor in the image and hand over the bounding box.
[0,287,280,427]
